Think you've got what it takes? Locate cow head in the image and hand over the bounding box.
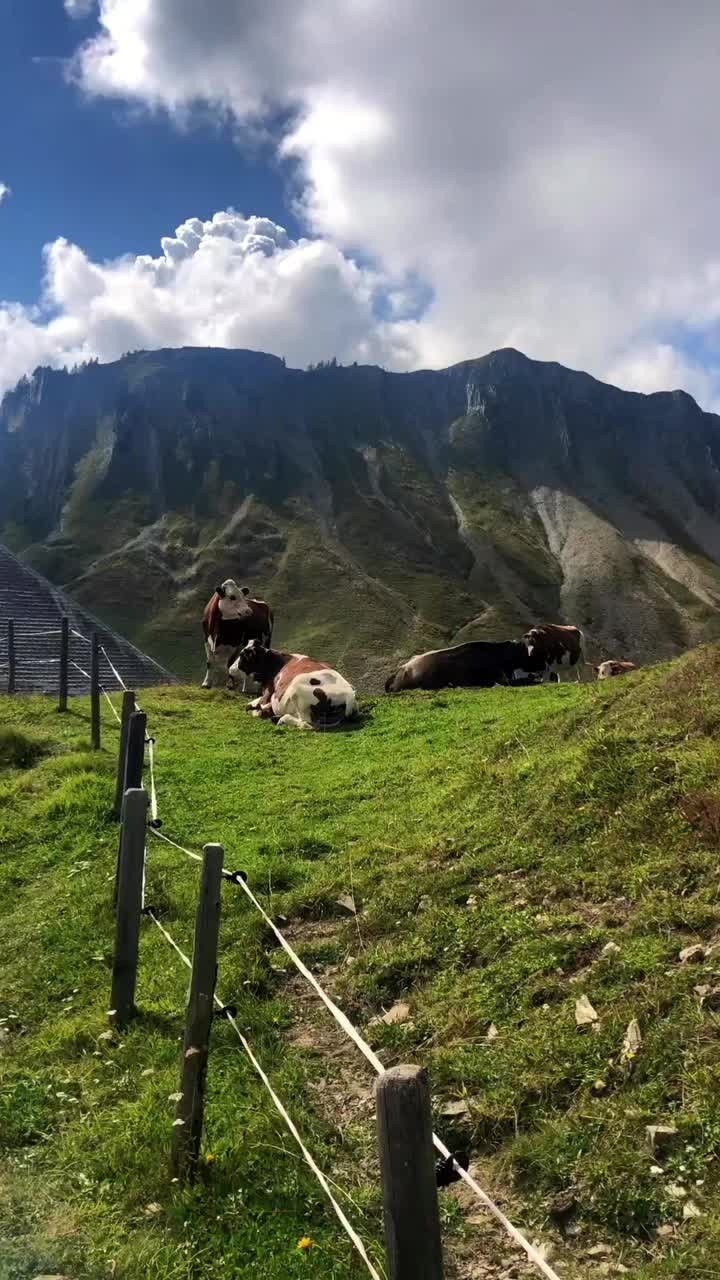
[215,579,253,620]
[237,638,272,678]
[523,627,545,658]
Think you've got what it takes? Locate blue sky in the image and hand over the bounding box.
[0,1,297,305]
[0,1,718,408]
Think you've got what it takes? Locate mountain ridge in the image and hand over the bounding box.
[2,345,720,686]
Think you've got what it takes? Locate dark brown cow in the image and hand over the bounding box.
[523,623,585,682]
[201,579,273,689]
[594,660,638,679]
[385,639,547,692]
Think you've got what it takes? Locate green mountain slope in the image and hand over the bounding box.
[2,347,720,685]
[2,652,720,1277]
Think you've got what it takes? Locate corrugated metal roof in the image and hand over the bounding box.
[0,543,177,695]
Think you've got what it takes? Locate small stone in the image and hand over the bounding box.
[650,1166,664,1176]
[466,895,478,909]
[143,1202,162,1216]
[682,1199,703,1219]
[439,1099,472,1120]
[381,1001,411,1025]
[575,994,599,1026]
[665,1183,687,1200]
[621,1018,642,1065]
[549,1188,577,1221]
[601,942,621,957]
[655,1224,675,1238]
[586,1243,611,1257]
[592,1079,607,1094]
[486,1023,499,1040]
[646,1125,681,1156]
[141,1068,154,1077]
[335,894,356,915]
[679,944,705,964]
[167,1092,183,1103]
[694,984,710,999]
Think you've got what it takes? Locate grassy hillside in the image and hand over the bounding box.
[2,648,720,1278]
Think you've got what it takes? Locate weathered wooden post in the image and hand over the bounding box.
[110,788,148,1029]
[375,1065,445,1280]
[171,843,224,1182]
[58,616,69,711]
[90,631,101,750]
[124,709,146,790]
[114,709,146,905]
[7,620,15,694]
[113,690,137,818]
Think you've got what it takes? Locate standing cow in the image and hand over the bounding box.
[234,640,357,729]
[201,580,274,690]
[523,623,585,682]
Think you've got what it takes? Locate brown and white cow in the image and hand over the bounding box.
[523,623,585,682]
[594,660,638,679]
[234,640,357,729]
[201,580,273,689]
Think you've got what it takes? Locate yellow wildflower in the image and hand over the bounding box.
[205,1153,216,1163]
[297,1236,314,1251]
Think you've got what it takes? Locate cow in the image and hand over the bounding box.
[523,623,585,682]
[201,580,274,690]
[384,639,547,693]
[594,659,638,679]
[233,640,358,729]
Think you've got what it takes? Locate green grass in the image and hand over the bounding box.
[2,648,720,1277]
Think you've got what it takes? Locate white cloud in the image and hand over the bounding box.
[64,0,94,18]
[0,183,10,205]
[0,211,418,398]
[57,0,720,410]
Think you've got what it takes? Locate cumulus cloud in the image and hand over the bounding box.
[0,184,10,205]
[59,0,720,409]
[0,211,418,398]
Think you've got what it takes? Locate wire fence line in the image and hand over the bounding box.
[146,909,383,1280]
[144,824,560,1280]
[8,618,558,1278]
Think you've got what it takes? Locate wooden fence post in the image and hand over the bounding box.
[114,710,146,905]
[171,842,224,1182]
[375,1065,445,1280]
[90,631,101,750]
[58,616,69,712]
[110,788,148,1029]
[7,620,15,694]
[125,709,146,790]
[113,690,137,818]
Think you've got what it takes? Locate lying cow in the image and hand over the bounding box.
[523,623,584,682]
[234,640,358,729]
[201,580,273,689]
[594,660,638,679]
[385,639,546,692]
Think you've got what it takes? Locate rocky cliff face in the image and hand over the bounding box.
[2,345,720,686]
